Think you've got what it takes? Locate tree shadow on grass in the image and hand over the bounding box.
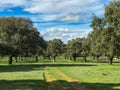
[82,82,120,90]
[0,80,47,90]
[0,64,45,72]
[38,63,98,67]
[0,63,97,72]
[48,81,120,90]
[0,80,119,90]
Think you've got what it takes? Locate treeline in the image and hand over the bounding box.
[0,1,120,64]
[66,0,120,64]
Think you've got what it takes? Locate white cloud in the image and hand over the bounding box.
[42,14,61,21]
[0,0,106,22]
[24,0,101,14]
[61,13,87,22]
[0,0,27,11]
[23,0,105,22]
[41,27,91,43]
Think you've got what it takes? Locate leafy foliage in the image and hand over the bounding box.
[0,17,46,64]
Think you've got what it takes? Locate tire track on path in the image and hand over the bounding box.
[56,68,89,90]
[44,69,73,90]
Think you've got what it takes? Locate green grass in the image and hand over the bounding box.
[45,67,75,90]
[57,63,120,90]
[0,64,47,90]
[0,57,120,90]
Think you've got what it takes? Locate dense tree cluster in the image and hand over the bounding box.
[89,0,120,64]
[44,39,64,62]
[0,17,46,64]
[65,38,89,62]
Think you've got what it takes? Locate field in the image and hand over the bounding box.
[0,57,120,90]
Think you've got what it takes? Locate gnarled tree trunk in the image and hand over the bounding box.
[8,55,13,64]
[73,56,77,62]
[53,56,56,62]
[109,56,114,65]
[35,56,38,62]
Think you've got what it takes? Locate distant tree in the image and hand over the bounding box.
[67,38,83,61]
[81,38,90,62]
[63,44,70,60]
[47,39,64,62]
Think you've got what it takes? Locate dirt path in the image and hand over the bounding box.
[44,68,89,90]
[56,69,89,90]
[44,70,59,90]
[44,70,73,90]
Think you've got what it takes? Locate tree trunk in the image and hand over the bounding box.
[96,56,99,61]
[64,56,66,60]
[109,56,114,65]
[70,57,72,60]
[8,55,13,64]
[117,56,119,59]
[35,56,38,62]
[73,56,76,62]
[47,56,51,60]
[83,56,87,62]
[21,58,23,61]
[53,56,56,62]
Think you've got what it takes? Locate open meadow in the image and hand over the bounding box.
[0,57,120,90]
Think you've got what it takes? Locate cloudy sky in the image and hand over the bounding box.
[0,0,111,43]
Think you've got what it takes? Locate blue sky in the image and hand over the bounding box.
[0,0,111,43]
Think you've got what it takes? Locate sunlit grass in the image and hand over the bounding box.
[0,56,120,90]
[57,63,120,90]
[0,64,47,90]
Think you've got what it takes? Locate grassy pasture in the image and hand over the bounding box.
[0,57,120,90]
